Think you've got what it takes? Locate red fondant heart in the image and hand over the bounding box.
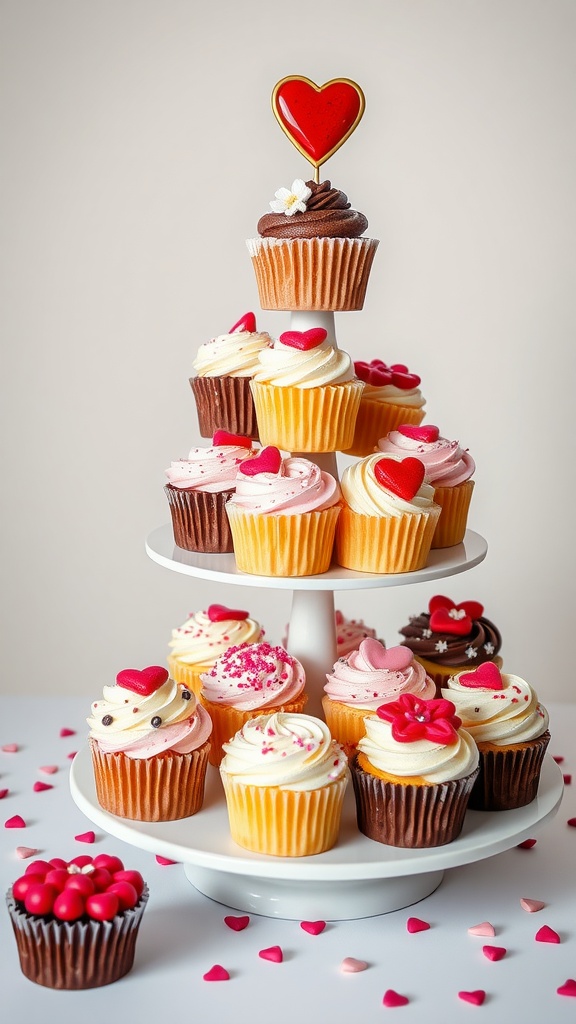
[279,328,327,351]
[459,663,503,690]
[239,446,282,476]
[300,920,326,935]
[207,604,249,623]
[557,979,576,997]
[224,915,250,931]
[374,457,425,500]
[203,965,230,981]
[360,638,412,671]
[212,430,253,448]
[116,666,169,696]
[429,607,472,636]
[398,424,440,444]
[382,990,409,1008]
[458,991,486,1006]
[259,945,283,962]
[229,311,256,334]
[272,76,365,168]
[429,595,484,620]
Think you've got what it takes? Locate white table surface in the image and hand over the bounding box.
[1,696,575,1023]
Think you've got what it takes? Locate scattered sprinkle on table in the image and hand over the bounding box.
[74,830,95,843]
[300,920,326,935]
[483,945,506,961]
[536,925,560,943]
[259,946,283,962]
[458,990,486,1005]
[521,898,545,912]
[203,965,230,981]
[224,915,250,931]
[383,989,409,1007]
[468,921,495,936]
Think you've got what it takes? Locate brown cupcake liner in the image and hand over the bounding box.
[226,503,341,577]
[343,400,425,458]
[350,756,479,848]
[164,484,234,553]
[6,885,149,989]
[468,731,550,811]
[90,739,210,821]
[335,504,440,574]
[431,480,475,548]
[189,374,260,440]
[200,695,308,766]
[250,378,364,453]
[247,236,379,311]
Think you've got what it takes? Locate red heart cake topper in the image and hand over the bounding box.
[429,608,472,636]
[239,446,282,476]
[116,666,169,696]
[374,457,425,501]
[272,76,365,179]
[459,662,503,690]
[398,424,440,444]
[229,311,256,334]
[212,430,253,449]
[429,595,484,621]
[279,327,327,351]
[207,604,249,623]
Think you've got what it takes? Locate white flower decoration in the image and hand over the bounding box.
[465,645,478,659]
[422,628,432,639]
[484,642,495,654]
[435,640,448,653]
[269,179,312,217]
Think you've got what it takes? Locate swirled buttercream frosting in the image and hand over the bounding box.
[227,453,340,515]
[169,608,263,666]
[399,600,502,668]
[340,452,436,517]
[442,669,549,745]
[257,180,368,239]
[251,335,354,388]
[193,330,272,378]
[358,708,479,783]
[378,429,475,487]
[201,642,305,711]
[325,639,436,711]
[165,440,257,492]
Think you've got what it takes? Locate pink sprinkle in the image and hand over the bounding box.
[155,855,177,865]
[517,838,537,849]
[60,727,76,737]
[557,979,576,997]
[458,990,486,1006]
[483,945,506,961]
[33,781,53,793]
[407,917,430,933]
[382,989,409,1008]
[300,920,326,935]
[259,946,283,963]
[567,818,576,827]
[74,831,95,844]
[67,751,78,760]
[16,846,39,859]
[521,899,545,913]
[0,789,8,799]
[39,765,58,775]
[340,957,368,973]
[552,755,565,763]
[1,743,18,753]
[224,915,250,931]
[203,965,230,982]
[536,925,560,943]
[468,921,495,937]
[563,774,572,785]
[5,815,25,829]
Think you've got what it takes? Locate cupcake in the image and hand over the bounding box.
[351,693,479,848]
[199,641,308,765]
[168,603,264,696]
[344,361,426,457]
[399,595,503,690]
[164,430,257,552]
[442,663,550,811]
[377,423,475,547]
[6,853,148,988]
[220,711,348,856]
[189,312,272,439]
[225,446,341,577]
[88,665,212,821]
[249,326,364,452]
[247,178,379,311]
[335,452,440,574]
[323,639,436,754]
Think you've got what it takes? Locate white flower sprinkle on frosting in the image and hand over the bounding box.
[269,179,312,216]
[484,642,495,654]
[466,645,478,659]
[422,629,432,639]
[435,640,448,653]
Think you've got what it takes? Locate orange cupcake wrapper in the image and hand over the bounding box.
[321,697,375,750]
[343,401,425,458]
[200,695,308,766]
[167,656,212,698]
[226,503,341,577]
[250,379,364,453]
[335,505,440,574]
[431,480,475,548]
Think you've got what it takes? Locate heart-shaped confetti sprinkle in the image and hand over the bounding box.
[340,958,368,973]
[272,76,365,168]
[518,838,537,849]
[39,765,58,775]
[212,430,253,449]
[239,446,282,476]
[360,638,411,671]
[5,815,25,829]
[0,789,9,799]
[374,456,425,500]
[557,979,576,997]
[116,666,168,697]
[468,922,495,937]
[552,755,564,763]
[74,831,95,844]
[567,818,576,827]
[33,781,53,793]
[521,899,545,913]
[16,847,39,859]
[224,915,250,931]
[563,774,572,784]
[1,743,18,753]
[536,925,560,943]
[67,751,77,760]
[407,917,430,933]
[203,965,230,982]
[208,605,249,623]
[259,946,283,963]
[429,607,472,636]
[459,662,503,690]
[300,920,326,935]
[458,990,486,1006]
[229,311,256,334]
[382,989,409,1008]
[59,727,76,737]
[398,423,440,443]
[279,327,327,350]
[155,855,177,865]
[483,945,506,961]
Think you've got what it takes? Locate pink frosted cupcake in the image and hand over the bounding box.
[344,360,426,456]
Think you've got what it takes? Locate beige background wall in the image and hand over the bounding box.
[1,0,574,699]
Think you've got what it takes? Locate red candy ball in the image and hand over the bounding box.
[24,883,57,916]
[24,860,51,878]
[112,870,145,898]
[92,854,124,874]
[49,857,68,871]
[91,868,112,892]
[13,874,45,902]
[86,892,119,921]
[65,874,95,897]
[68,855,93,869]
[107,881,138,911]
[44,869,69,892]
[54,888,86,922]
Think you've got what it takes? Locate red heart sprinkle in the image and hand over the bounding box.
[518,838,537,849]
[567,818,576,827]
[429,607,472,636]
[374,457,425,500]
[155,855,177,865]
[272,76,364,167]
[458,991,486,1006]
[33,781,53,793]
[60,728,76,737]
[563,774,572,784]
[429,596,484,620]
[116,666,169,696]
[557,979,576,997]
[279,327,327,350]
[300,920,326,935]
[229,311,256,334]
[382,989,409,1008]
[552,755,564,763]
[483,945,506,961]
[406,917,430,933]
[536,925,560,943]
[259,946,283,962]
[208,605,249,623]
[459,662,503,690]
[239,446,282,476]
[224,915,250,931]
[203,964,230,982]
[74,831,95,844]
[67,751,77,760]
[0,790,9,799]
[212,430,253,448]
[398,424,440,443]
[5,815,26,829]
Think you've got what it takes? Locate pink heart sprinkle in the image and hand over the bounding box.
[208,605,249,623]
[155,855,177,865]
[33,781,53,793]
[557,979,576,997]
[459,662,503,690]
[483,945,506,961]
[1,743,18,753]
[203,965,230,981]
[259,946,283,963]
[0,789,9,800]
[407,917,430,933]
[16,846,39,859]
[468,921,496,937]
[60,727,76,737]
[300,920,326,935]
[239,446,282,476]
[224,915,250,931]
[563,774,572,785]
[74,831,95,844]
[536,925,560,943]
[382,989,409,1008]
[521,899,545,913]
[518,838,537,849]
[5,815,25,829]
[340,957,368,973]
[458,990,486,1006]
[39,765,58,775]
[567,818,576,827]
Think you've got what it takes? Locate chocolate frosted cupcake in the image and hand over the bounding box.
[399,595,502,691]
[247,178,378,310]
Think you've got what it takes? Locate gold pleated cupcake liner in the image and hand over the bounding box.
[469,731,550,811]
[321,697,375,753]
[431,480,475,548]
[335,504,440,574]
[200,695,308,767]
[164,485,234,553]
[189,374,260,440]
[226,503,341,577]
[250,378,364,453]
[167,656,212,699]
[343,401,425,458]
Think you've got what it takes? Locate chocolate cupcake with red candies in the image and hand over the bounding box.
[6,852,148,989]
[344,359,426,456]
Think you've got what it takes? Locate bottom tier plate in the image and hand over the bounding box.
[70,748,563,920]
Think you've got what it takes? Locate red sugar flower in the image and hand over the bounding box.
[377,693,461,745]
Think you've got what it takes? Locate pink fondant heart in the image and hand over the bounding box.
[536,925,560,943]
[398,423,440,443]
[239,446,282,476]
[374,457,425,500]
[1,743,18,753]
[212,430,253,448]
[458,991,486,1006]
[39,765,58,775]
[382,990,409,1008]
[557,979,576,997]
[521,899,545,913]
[429,607,472,636]
[116,666,169,696]
[406,917,430,933]
[208,605,249,623]
[279,328,327,350]
[33,781,53,792]
[468,921,495,937]
[482,945,506,961]
[259,946,283,962]
[16,846,39,859]
[360,639,412,671]
[224,915,250,931]
[429,595,484,620]
[229,311,256,334]
[203,965,230,981]
[300,920,326,935]
[459,663,503,690]
[340,957,368,973]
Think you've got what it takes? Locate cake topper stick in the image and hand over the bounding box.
[271,75,365,183]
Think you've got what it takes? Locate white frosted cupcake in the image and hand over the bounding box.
[167,603,264,696]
